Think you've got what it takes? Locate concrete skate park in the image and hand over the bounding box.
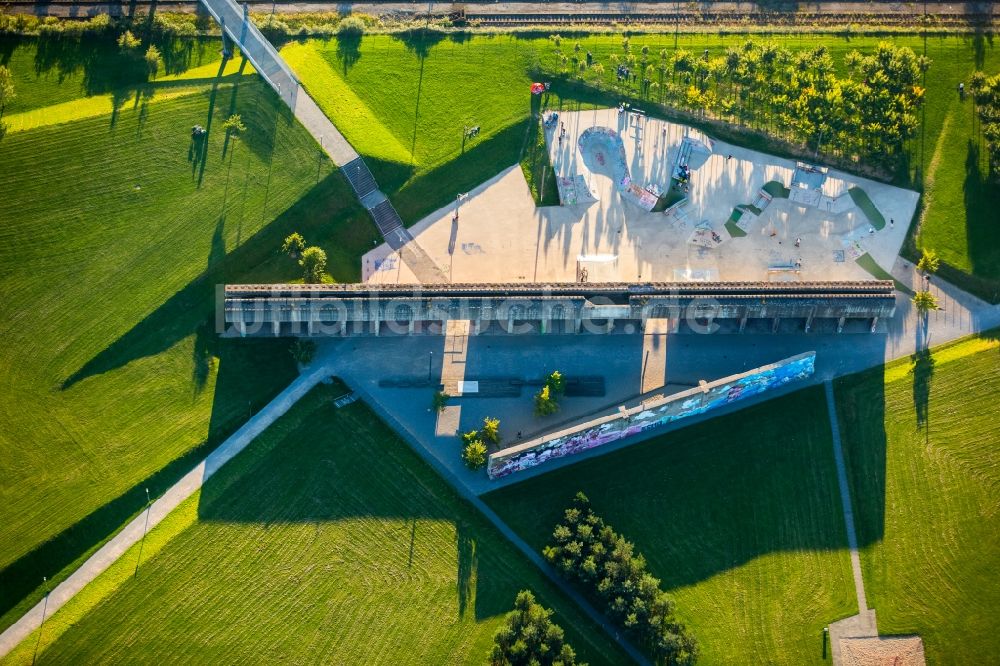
[362,108,919,286]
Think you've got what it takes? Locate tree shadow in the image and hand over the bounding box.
[483,384,887,594]
[911,347,935,428]
[963,139,1000,283]
[194,383,507,620]
[334,31,362,74]
[457,523,477,618]
[61,172,357,390]
[392,27,448,61]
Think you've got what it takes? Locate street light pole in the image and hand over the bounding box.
[134,488,151,578]
[31,577,49,666]
[428,351,433,382]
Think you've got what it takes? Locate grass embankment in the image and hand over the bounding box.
[0,36,373,630]
[287,32,1000,299]
[835,333,1000,664]
[486,387,856,665]
[6,384,629,665]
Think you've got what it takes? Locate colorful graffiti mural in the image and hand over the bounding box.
[487,352,816,479]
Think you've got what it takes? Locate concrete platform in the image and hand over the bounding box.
[363,109,919,287]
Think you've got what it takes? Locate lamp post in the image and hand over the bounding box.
[428,351,433,382]
[135,488,151,577]
[453,192,468,222]
[31,577,49,666]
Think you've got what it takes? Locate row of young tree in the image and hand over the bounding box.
[490,590,582,666]
[543,493,698,665]
[969,71,1000,178]
[550,37,928,169]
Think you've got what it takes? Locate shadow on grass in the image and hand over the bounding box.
[0,338,297,627]
[195,385,507,620]
[62,171,359,390]
[484,384,887,593]
[963,140,1000,286]
[389,119,531,224]
[912,347,935,428]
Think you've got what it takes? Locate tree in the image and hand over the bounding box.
[917,248,940,274]
[144,45,161,77]
[462,438,488,470]
[0,65,15,122]
[282,232,307,257]
[490,590,581,666]
[545,370,565,397]
[913,290,939,314]
[223,113,246,142]
[482,416,501,444]
[299,246,327,283]
[117,30,141,53]
[534,384,559,416]
[289,339,316,365]
[544,494,697,665]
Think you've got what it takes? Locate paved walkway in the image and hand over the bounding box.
[824,381,868,614]
[0,364,333,659]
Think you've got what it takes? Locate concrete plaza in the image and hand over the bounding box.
[363,109,919,286]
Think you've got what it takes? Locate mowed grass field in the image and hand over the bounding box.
[5,384,630,665]
[485,386,857,665]
[835,334,1000,664]
[0,36,376,629]
[286,32,1000,296]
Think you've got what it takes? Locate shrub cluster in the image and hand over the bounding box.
[970,71,1000,178]
[490,590,581,666]
[550,38,927,169]
[543,493,698,665]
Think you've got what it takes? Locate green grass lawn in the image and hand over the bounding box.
[835,334,1000,664]
[286,32,1000,297]
[485,386,857,665]
[12,384,629,665]
[0,36,375,630]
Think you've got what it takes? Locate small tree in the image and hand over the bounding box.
[289,339,316,365]
[462,439,488,470]
[913,290,939,314]
[0,65,15,122]
[299,246,327,283]
[282,232,307,258]
[917,248,940,275]
[144,45,161,77]
[117,30,141,53]
[490,590,580,666]
[432,390,450,412]
[337,15,365,36]
[534,385,559,417]
[545,370,565,397]
[482,416,501,445]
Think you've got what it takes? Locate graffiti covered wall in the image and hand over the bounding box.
[487,352,816,479]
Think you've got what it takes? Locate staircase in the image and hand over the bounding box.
[370,200,408,248]
[342,157,379,200]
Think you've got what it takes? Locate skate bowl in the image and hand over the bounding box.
[578,127,630,190]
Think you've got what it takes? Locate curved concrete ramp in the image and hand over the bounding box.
[578,127,629,190]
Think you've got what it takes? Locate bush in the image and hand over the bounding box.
[543,493,698,664]
[299,246,328,284]
[462,439,488,470]
[117,29,141,53]
[337,15,365,36]
[534,385,559,417]
[482,416,501,444]
[144,45,161,77]
[917,248,940,274]
[490,590,581,666]
[282,232,306,257]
